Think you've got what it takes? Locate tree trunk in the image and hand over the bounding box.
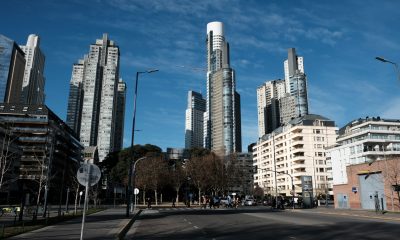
[198,188,201,205]
[154,189,158,205]
[175,188,179,206]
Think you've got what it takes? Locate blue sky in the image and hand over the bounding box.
[2,0,400,152]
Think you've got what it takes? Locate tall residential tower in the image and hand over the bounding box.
[66,34,126,161]
[185,90,206,149]
[20,34,46,105]
[280,48,308,124]
[256,79,285,138]
[204,21,242,155]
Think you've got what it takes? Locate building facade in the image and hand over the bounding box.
[114,79,126,151]
[256,48,309,138]
[0,104,83,204]
[66,34,126,161]
[185,91,206,149]
[328,117,400,210]
[280,48,308,124]
[0,122,22,203]
[257,79,285,137]
[20,34,46,105]
[230,152,254,196]
[253,114,337,198]
[204,21,241,155]
[0,34,26,104]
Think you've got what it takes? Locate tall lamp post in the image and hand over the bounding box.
[132,156,147,213]
[126,69,158,217]
[376,56,400,82]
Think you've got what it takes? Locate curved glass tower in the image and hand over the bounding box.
[204,22,241,155]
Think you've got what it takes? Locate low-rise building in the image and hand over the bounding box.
[0,104,83,205]
[328,117,400,210]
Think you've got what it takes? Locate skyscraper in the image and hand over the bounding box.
[66,34,126,161]
[20,34,45,105]
[0,34,25,104]
[114,79,126,151]
[256,79,285,138]
[204,21,242,155]
[185,90,206,149]
[256,48,309,138]
[280,48,308,123]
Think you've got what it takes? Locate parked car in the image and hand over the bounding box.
[220,198,229,207]
[244,198,257,206]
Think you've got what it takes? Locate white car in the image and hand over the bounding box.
[244,198,256,206]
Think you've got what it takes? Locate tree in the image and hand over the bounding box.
[224,154,246,194]
[135,154,168,205]
[0,122,21,193]
[186,155,209,203]
[254,185,264,200]
[381,157,400,209]
[169,161,186,205]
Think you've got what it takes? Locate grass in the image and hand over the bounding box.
[0,208,104,239]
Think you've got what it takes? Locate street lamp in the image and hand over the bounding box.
[132,156,147,213]
[126,69,158,217]
[375,56,400,82]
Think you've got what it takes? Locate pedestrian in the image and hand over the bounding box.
[172,196,176,207]
[147,197,152,209]
[209,196,214,209]
[201,195,205,209]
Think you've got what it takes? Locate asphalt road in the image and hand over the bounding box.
[126,206,400,240]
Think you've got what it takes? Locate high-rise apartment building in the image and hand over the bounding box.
[114,79,126,151]
[204,21,241,155]
[0,35,25,103]
[20,34,45,105]
[257,48,309,139]
[66,34,126,161]
[66,59,85,135]
[185,90,206,149]
[280,48,308,123]
[257,79,286,138]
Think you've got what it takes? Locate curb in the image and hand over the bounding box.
[117,210,142,240]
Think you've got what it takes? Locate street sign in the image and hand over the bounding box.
[134,188,139,195]
[77,163,101,187]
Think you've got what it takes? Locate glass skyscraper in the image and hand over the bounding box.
[204,22,242,155]
[0,34,25,103]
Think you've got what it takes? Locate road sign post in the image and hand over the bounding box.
[134,188,139,212]
[77,163,101,240]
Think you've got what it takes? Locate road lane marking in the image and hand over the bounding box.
[194,226,199,229]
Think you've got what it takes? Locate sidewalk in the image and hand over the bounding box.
[296,206,400,221]
[7,207,138,240]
